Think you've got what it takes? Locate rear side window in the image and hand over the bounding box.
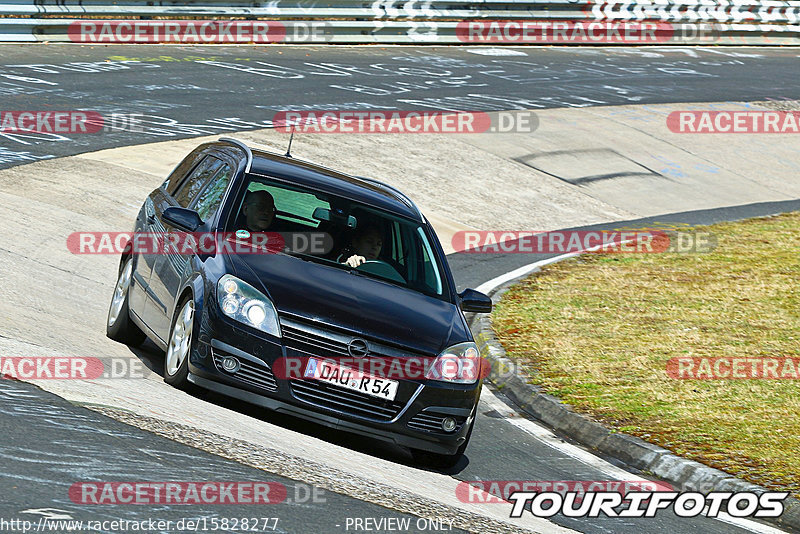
[193,163,233,222]
[164,151,204,195]
[173,156,224,208]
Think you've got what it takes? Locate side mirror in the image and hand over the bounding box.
[162,206,203,232]
[459,288,492,313]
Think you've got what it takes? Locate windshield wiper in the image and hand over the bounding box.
[345,267,408,290]
[284,250,347,269]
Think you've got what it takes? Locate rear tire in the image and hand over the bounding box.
[106,258,146,346]
[164,297,195,390]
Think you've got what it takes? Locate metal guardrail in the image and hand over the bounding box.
[4,0,800,22]
[1,0,799,43]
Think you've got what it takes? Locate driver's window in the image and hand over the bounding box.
[417,228,442,294]
[250,182,329,228]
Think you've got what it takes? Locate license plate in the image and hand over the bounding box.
[303,358,399,402]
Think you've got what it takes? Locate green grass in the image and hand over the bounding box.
[492,212,800,496]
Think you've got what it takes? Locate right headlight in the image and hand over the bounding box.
[425,342,480,384]
[217,274,281,338]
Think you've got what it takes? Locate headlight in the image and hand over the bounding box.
[217,274,281,337]
[425,342,480,384]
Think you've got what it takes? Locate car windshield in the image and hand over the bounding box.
[227,175,450,301]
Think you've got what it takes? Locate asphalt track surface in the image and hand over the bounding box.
[1,45,799,169]
[1,45,799,534]
[0,380,450,534]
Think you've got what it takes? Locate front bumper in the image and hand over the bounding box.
[189,308,480,455]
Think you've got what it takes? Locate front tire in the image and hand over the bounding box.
[164,297,195,389]
[106,258,146,346]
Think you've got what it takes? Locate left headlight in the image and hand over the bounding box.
[425,342,481,384]
[217,274,281,337]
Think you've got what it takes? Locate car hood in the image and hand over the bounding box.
[229,253,467,355]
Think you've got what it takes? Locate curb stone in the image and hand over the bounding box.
[471,281,800,533]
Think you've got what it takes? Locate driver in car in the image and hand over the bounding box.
[341,226,383,268]
[242,190,276,232]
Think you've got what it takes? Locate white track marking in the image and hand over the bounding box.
[480,390,787,533]
[712,512,788,534]
[480,388,645,481]
[476,252,581,295]
[474,231,657,295]
[466,48,528,56]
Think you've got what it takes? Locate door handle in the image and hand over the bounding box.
[146,214,156,225]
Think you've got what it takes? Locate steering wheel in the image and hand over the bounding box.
[355,260,405,284]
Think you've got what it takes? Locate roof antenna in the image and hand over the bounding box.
[285,125,295,158]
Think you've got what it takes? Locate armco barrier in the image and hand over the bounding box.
[0,0,799,44]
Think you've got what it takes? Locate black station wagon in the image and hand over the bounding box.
[106,138,492,466]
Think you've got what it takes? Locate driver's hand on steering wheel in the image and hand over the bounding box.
[345,255,367,268]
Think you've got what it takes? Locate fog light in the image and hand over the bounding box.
[442,417,457,432]
[221,356,240,373]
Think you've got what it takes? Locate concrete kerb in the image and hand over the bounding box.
[470,275,800,532]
